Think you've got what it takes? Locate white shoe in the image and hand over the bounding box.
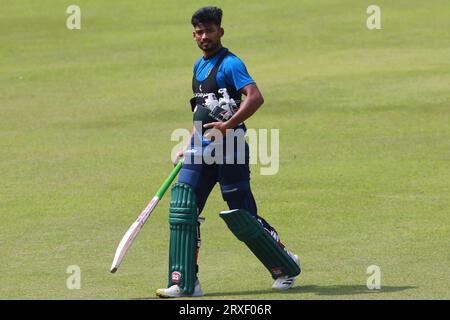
[156,279,203,298]
[272,254,301,290]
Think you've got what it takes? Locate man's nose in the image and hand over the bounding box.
[201,33,209,40]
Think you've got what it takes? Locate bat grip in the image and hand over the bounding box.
[155,160,183,199]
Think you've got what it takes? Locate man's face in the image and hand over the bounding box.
[193,23,224,52]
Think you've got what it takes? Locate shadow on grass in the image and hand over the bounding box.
[203,284,416,298]
[133,285,416,300]
[285,285,416,296]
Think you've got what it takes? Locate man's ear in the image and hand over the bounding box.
[192,31,196,39]
[220,27,224,37]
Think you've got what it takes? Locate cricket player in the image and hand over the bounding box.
[156,6,301,298]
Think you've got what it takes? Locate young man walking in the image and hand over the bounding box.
[156,6,301,298]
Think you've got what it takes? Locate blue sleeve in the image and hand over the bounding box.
[222,57,255,92]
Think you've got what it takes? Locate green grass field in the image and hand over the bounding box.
[1,0,449,299]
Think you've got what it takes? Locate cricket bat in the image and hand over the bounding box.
[110,160,183,273]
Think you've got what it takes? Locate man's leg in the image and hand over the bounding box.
[218,140,280,244]
[219,179,278,238]
[164,183,199,295]
[156,142,217,298]
[219,208,300,285]
[218,141,301,288]
[175,160,217,280]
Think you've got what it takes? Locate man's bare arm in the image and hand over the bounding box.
[225,83,264,128]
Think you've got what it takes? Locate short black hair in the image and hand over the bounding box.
[191,6,223,27]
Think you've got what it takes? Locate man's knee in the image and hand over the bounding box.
[179,168,200,187]
[220,180,257,215]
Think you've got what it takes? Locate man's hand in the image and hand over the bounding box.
[203,121,229,138]
[172,149,184,166]
[220,83,264,129]
[201,84,264,141]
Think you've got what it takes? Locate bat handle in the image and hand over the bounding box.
[155,160,183,199]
